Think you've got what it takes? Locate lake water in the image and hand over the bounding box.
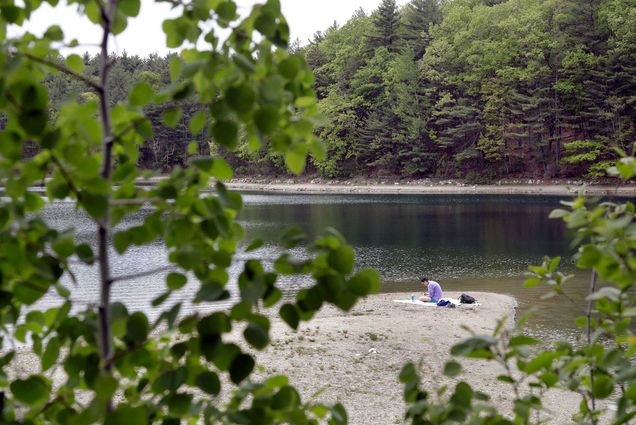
[37,193,598,340]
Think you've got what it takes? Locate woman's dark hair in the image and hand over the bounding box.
[420,277,429,283]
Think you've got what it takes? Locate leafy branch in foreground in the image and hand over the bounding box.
[0,0,379,423]
[401,150,636,424]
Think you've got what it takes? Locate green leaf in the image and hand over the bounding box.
[80,192,108,219]
[522,351,559,374]
[347,268,381,295]
[125,312,149,344]
[52,238,75,258]
[444,360,463,377]
[592,374,614,399]
[523,277,541,288]
[330,403,348,425]
[450,336,496,357]
[229,353,254,384]
[279,304,299,329]
[153,367,187,393]
[244,324,269,350]
[616,157,636,180]
[279,56,301,79]
[167,272,187,290]
[41,337,60,371]
[497,375,515,383]
[285,148,306,175]
[281,226,305,248]
[271,386,299,410]
[189,111,207,134]
[450,382,473,406]
[509,335,539,347]
[152,291,171,307]
[197,313,231,336]
[163,108,182,128]
[226,84,256,114]
[129,82,154,106]
[254,10,276,37]
[212,120,238,148]
[0,5,23,23]
[328,245,354,275]
[245,239,263,252]
[169,56,181,82]
[113,231,131,254]
[19,109,48,136]
[210,158,234,180]
[539,372,559,387]
[578,245,601,268]
[195,371,221,395]
[118,0,140,17]
[66,54,84,74]
[254,106,279,135]
[44,25,64,41]
[548,209,569,219]
[85,376,113,405]
[10,376,50,406]
[105,406,148,425]
[192,156,214,172]
[215,1,237,20]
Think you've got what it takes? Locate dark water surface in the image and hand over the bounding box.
[37,193,598,340]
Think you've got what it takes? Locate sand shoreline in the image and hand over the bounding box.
[7,292,597,424]
[227,181,635,197]
[251,291,590,424]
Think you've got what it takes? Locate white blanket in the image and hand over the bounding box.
[393,297,480,308]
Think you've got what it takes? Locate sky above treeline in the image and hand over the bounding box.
[10,0,409,56]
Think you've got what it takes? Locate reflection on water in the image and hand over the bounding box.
[35,193,598,340]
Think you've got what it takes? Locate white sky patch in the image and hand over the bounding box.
[8,0,410,56]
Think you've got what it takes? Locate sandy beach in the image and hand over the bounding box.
[250,291,592,424]
[7,292,600,424]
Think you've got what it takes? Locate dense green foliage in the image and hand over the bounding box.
[28,0,636,180]
[305,0,636,179]
[1,0,635,423]
[0,0,380,423]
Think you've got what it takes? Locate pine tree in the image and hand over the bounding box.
[400,0,441,60]
[367,0,401,53]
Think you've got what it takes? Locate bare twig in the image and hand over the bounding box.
[586,269,598,412]
[22,52,102,92]
[111,265,175,284]
[50,155,81,198]
[111,197,161,206]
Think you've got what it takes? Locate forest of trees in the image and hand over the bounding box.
[36,0,636,180]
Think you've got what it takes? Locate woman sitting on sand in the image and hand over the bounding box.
[419,277,443,303]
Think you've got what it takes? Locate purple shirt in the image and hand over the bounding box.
[428,281,443,302]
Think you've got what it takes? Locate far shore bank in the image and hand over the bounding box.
[226,180,635,197]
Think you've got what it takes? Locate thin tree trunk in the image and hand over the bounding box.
[97,0,116,386]
[586,269,598,413]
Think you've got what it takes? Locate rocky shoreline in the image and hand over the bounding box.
[226,179,635,197]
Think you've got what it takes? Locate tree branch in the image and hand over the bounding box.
[586,269,597,412]
[50,155,81,198]
[111,265,175,284]
[111,197,161,206]
[96,0,116,414]
[22,52,102,92]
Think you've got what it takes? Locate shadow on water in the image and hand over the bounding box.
[32,192,610,342]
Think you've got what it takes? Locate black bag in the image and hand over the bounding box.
[459,293,476,304]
